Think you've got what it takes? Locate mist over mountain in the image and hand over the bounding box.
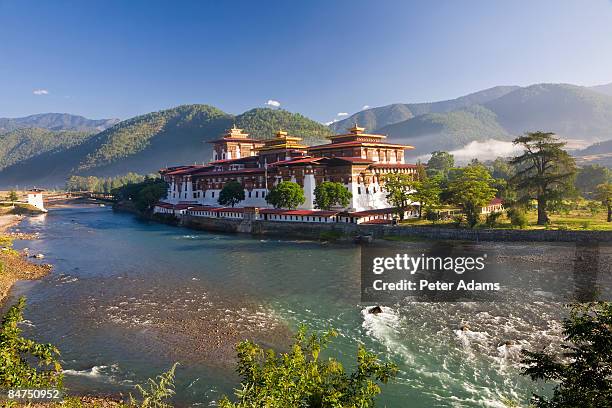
[0,113,120,133]
[590,82,612,97]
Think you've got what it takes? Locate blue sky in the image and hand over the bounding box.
[1,0,612,123]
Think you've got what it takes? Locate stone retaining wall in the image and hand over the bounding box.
[114,205,612,243]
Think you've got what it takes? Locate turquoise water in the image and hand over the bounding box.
[6,205,610,407]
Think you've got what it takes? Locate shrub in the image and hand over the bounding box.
[130,363,179,408]
[507,207,528,229]
[219,327,397,408]
[0,297,63,388]
[484,211,503,228]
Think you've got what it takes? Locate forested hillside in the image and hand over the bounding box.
[0,105,331,187]
[377,105,510,154]
[0,113,119,133]
[0,128,94,171]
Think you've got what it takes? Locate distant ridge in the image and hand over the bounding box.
[0,113,120,133]
[332,83,612,156]
[329,86,519,133]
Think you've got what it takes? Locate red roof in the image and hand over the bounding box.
[259,209,341,217]
[361,219,393,225]
[308,141,413,150]
[164,165,211,175]
[192,167,266,176]
[207,137,263,144]
[209,156,259,165]
[268,157,325,167]
[488,198,503,206]
[348,208,400,217]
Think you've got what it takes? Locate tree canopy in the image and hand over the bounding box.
[381,173,416,220]
[313,182,352,210]
[448,164,497,227]
[218,181,245,207]
[510,132,576,225]
[266,181,305,209]
[522,302,612,407]
[595,183,612,222]
[426,151,455,177]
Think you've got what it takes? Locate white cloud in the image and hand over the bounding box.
[415,139,523,164]
[324,119,338,126]
[450,139,523,163]
[362,105,370,110]
[33,89,49,95]
[336,112,349,117]
[265,99,281,107]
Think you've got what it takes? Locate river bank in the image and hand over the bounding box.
[0,214,51,304]
[113,201,612,243]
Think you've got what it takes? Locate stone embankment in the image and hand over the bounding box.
[113,203,612,243]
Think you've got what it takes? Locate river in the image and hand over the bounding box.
[5,205,612,407]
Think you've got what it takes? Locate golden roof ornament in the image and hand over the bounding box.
[348,123,365,134]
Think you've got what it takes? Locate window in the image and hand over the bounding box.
[255,191,259,198]
[212,192,215,198]
[248,191,252,198]
[357,187,361,194]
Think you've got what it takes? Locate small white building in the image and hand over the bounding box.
[27,188,47,212]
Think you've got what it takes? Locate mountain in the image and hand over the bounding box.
[0,113,120,133]
[577,139,612,156]
[329,86,519,133]
[483,83,612,140]
[338,83,612,156]
[0,105,332,187]
[378,105,510,155]
[0,128,94,171]
[590,82,612,97]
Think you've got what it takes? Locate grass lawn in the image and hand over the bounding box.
[397,208,612,231]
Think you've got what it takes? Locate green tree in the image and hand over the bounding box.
[575,165,610,198]
[510,132,577,225]
[8,190,18,202]
[218,181,245,207]
[266,181,305,209]
[595,183,612,222]
[411,174,442,219]
[521,302,612,408]
[313,181,352,210]
[112,178,168,212]
[447,164,497,228]
[219,327,397,408]
[0,297,63,388]
[427,151,455,177]
[382,173,416,220]
[489,157,514,181]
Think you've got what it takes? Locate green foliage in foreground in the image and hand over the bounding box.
[266,181,305,209]
[314,181,352,210]
[0,297,63,388]
[130,363,179,408]
[521,302,612,407]
[219,327,398,408]
[112,177,169,212]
